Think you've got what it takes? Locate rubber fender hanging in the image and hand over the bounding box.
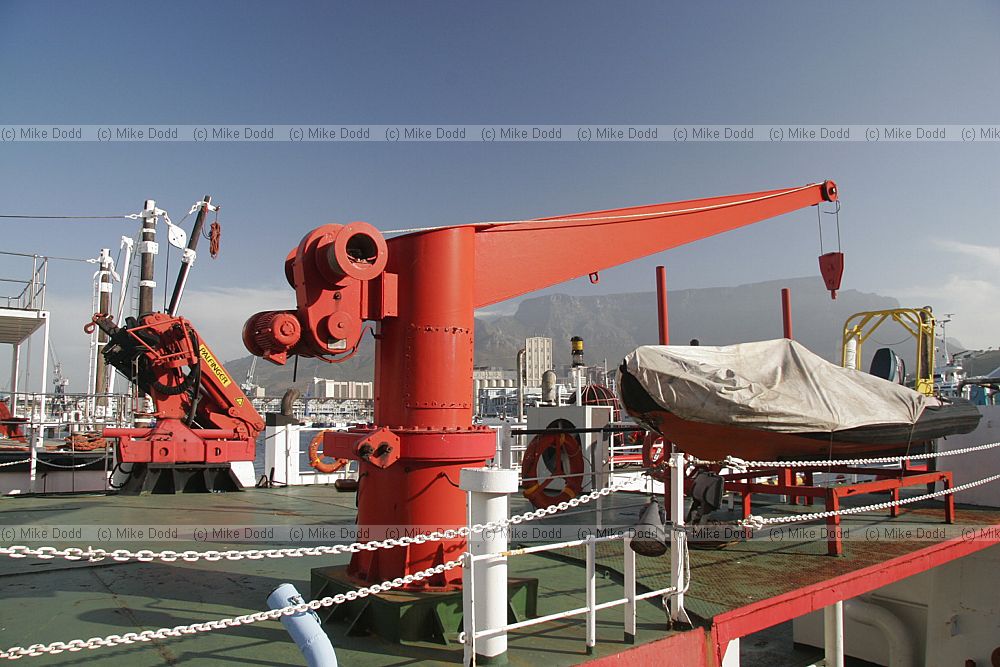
[308,431,349,474]
[521,430,585,509]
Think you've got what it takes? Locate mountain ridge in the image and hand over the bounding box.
[227,277,931,395]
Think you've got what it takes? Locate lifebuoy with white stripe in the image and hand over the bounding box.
[521,430,585,509]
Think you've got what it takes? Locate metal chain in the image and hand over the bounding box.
[0,554,465,660]
[36,459,101,470]
[0,483,625,564]
[697,440,1000,472]
[0,458,31,468]
[740,471,1000,529]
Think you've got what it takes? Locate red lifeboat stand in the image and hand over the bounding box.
[723,462,955,556]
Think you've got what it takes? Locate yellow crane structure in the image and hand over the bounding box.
[841,307,936,395]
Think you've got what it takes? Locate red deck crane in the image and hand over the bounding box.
[244,180,839,589]
[91,311,264,493]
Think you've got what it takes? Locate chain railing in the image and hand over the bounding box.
[0,477,628,660]
[0,556,465,660]
[700,440,1000,472]
[3,427,1000,660]
[0,482,624,563]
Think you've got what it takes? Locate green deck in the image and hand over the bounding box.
[1,485,998,665]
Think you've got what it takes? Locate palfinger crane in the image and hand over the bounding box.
[92,195,263,493]
[91,311,263,493]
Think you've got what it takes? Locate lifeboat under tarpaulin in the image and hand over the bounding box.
[618,339,981,462]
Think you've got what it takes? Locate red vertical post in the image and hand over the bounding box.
[781,287,793,339]
[656,265,669,345]
[826,491,843,556]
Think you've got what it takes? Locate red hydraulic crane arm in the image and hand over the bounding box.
[471,181,837,308]
[192,337,264,438]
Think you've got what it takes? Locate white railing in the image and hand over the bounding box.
[0,252,47,310]
[0,391,131,494]
[3,391,134,429]
[460,451,689,665]
[465,533,677,653]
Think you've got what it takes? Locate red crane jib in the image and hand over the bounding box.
[245,180,838,590]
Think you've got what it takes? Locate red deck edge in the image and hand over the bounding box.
[584,627,708,667]
[582,532,1000,667]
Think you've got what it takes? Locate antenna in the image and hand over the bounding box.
[939,313,955,364]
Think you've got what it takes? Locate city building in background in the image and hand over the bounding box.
[524,336,553,387]
[312,378,374,400]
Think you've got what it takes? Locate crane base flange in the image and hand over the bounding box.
[117,463,244,495]
[311,564,538,648]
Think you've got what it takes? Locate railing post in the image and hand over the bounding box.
[668,451,691,625]
[460,467,519,665]
[40,257,47,309]
[593,422,609,532]
[624,536,636,643]
[36,311,49,438]
[499,421,512,469]
[27,409,38,493]
[585,536,597,654]
[10,344,20,399]
[30,255,37,309]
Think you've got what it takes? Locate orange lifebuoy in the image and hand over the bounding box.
[308,431,349,474]
[641,431,671,482]
[521,430,585,509]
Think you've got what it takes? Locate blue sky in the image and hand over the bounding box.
[1,1,999,389]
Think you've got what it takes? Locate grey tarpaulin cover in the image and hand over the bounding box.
[620,339,928,433]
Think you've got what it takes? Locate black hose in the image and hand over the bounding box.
[185,328,203,427]
[142,355,196,396]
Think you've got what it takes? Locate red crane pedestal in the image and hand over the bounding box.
[332,228,498,589]
[245,180,839,593]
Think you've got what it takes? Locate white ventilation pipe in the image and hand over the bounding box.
[844,335,859,369]
[844,598,916,667]
[267,583,337,667]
